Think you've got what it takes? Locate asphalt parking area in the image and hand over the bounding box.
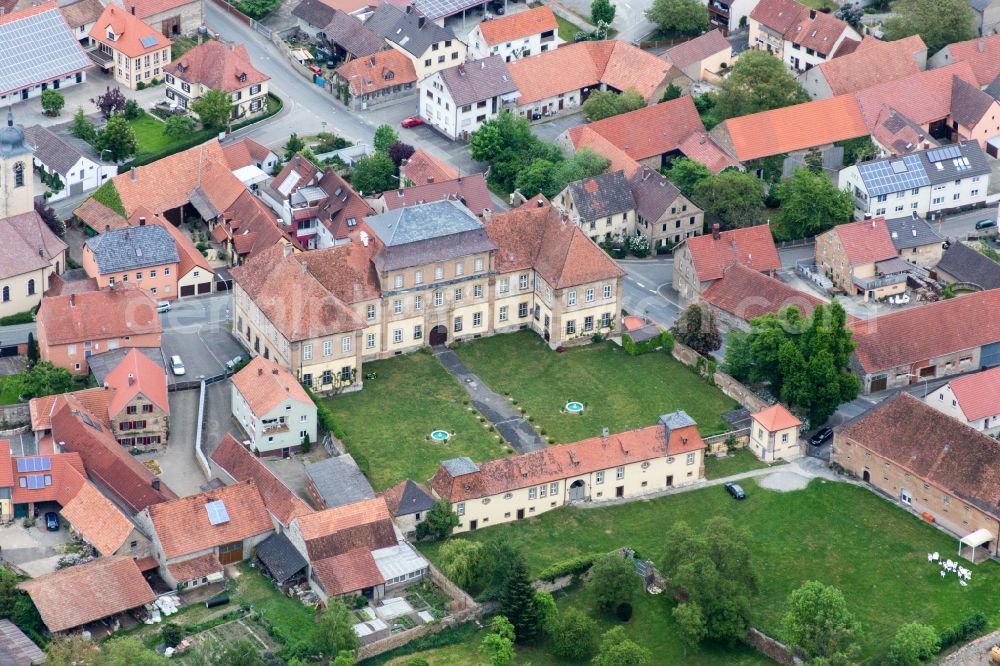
[1,504,75,577]
[160,323,246,386]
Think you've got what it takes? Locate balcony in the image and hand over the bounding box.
[708,1,730,16]
[854,272,907,291]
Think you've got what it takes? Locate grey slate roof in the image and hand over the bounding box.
[305,454,376,509]
[365,4,456,57]
[89,347,165,385]
[368,200,496,271]
[255,532,308,585]
[660,410,696,442]
[84,224,180,274]
[386,479,436,517]
[442,456,479,476]
[438,56,516,107]
[885,214,944,250]
[950,75,996,129]
[936,241,1000,290]
[987,72,1000,101]
[291,0,337,29]
[23,124,98,176]
[919,142,991,185]
[0,5,92,97]
[323,11,386,58]
[0,618,45,666]
[566,170,636,222]
[970,0,992,13]
[628,167,684,223]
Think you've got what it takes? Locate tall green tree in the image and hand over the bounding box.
[550,148,609,194]
[773,167,854,240]
[21,362,73,399]
[94,115,137,162]
[374,124,400,154]
[415,498,460,541]
[591,0,616,25]
[439,539,487,590]
[0,567,43,636]
[645,0,707,35]
[470,112,562,193]
[514,158,555,198]
[499,554,543,643]
[547,607,599,660]
[592,627,653,666]
[671,303,722,356]
[316,599,360,657]
[480,615,516,666]
[886,623,940,666]
[692,169,765,229]
[662,518,759,644]
[587,553,641,612]
[26,333,39,368]
[781,581,860,664]
[665,157,711,196]
[41,89,65,116]
[884,0,976,56]
[351,152,397,196]
[581,88,645,121]
[191,89,233,129]
[70,107,96,142]
[284,133,305,160]
[673,602,707,657]
[715,50,810,120]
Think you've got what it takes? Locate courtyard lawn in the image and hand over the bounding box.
[129,114,175,154]
[231,563,320,649]
[419,480,1000,661]
[0,374,23,404]
[704,448,784,479]
[323,350,509,490]
[452,332,736,443]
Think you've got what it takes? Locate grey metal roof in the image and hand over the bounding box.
[856,153,928,197]
[89,347,165,385]
[438,56,517,107]
[936,241,1000,290]
[84,224,180,274]
[986,72,1000,101]
[367,199,484,246]
[23,124,87,176]
[660,411,696,430]
[919,141,991,185]
[0,5,92,97]
[442,456,479,476]
[291,0,336,28]
[323,11,386,58]
[566,170,636,222]
[885,214,943,250]
[304,454,376,509]
[413,0,483,20]
[970,0,991,13]
[365,4,456,56]
[388,479,435,516]
[255,532,308,585]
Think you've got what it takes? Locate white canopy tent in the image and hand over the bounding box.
[958,528,995,562]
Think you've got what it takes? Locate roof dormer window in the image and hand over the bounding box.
[107,29,115,41]
[238,72,247,82]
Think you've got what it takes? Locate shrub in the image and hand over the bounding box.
[136,81,147,90]
[622,330,674,356]
[938,612,987,651]
[161,623,184,648]
[537,553,600,582]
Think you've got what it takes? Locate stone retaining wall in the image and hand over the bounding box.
[0,403,30,428]
[745,627,798,666]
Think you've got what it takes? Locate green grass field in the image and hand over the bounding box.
[452,332,736,442]
[0,375,23,404]
[419,480,1000,661]
[231,564,320,648]
[129,114,174,154]
[323,350,509,490]
[704,448,784,479]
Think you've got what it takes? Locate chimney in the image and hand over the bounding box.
[979,38,985,53]
[602,426,609,439]
[152,477,160,491]
[105,224,111,232]
[127,373,134,386]
[130,166,136,181]
[427,176,434,183]
[38,248,44,257]
[283,244,293,257]
[809,8,816,19]
[295,156,301,168]
[483,207,492,222]
[536,197,544,208]
[711,223,720,240]
[418,16,425,28]
[370,55,376,67]
[131,3,135,14]
[139,216,146,226]
[69,293,76,307]
[258,367,263,376]
[272,368,278,375]
[405,3,412,12]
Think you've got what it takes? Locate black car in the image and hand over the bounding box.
[975,219,997,230]
[725,483,746,500]
[809,426,833,446]
[44,512,59,531]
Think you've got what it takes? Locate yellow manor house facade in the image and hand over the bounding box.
[230,197,625,393]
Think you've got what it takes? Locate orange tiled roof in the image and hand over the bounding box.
[11,451,86,506]
[231,356,312,417]
[104,347,169,418]
[37,285,161,345]
[684,224,781,282]
[130,0,199,20]
[713,94,868,161]
[335,49,416,96]
[701,261,825,322]
[783,6,855,56]
[946,365,1000,421]
[401,149,459,186]
[165,39,269,92]
[750,0,803,35]
[73,197,128,233]
[166,552,224,583]
[815,35,926,96]
[293,496,397,560]
[59,481,136,555]
[0,441,12,489]
[854,62,978,130]
[147,480,273,559]
[828,218,897,266]
[478,6,558,45]
[937,34,1000,87]
[752,404,802,432]
[565,97,704,162]
[222,137,274,170]
[211,434,313,526]
[677,131,739,174]
[19,556,156,632]
[30,387,113,432]
[89,5,170,58]
[568,126,641,177]
[311,548,385,596]
[431,418,706,502]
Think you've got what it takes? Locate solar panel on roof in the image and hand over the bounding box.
[858,154,929,197]
[890,161,907,174]
[206,500,230,525]
[16,457,52,473]
[0,8,93,97]
[140,35,159,48]
[925,145,961,163]
[25,475,47,490]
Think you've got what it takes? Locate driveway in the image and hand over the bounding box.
[0,512,75,577]
[161,322,245,386]
[143,390,206,497]
[202,380,244,463]
[530,112,584,144]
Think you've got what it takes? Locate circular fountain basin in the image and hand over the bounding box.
[430,430,450,442]
[565,402,584,414]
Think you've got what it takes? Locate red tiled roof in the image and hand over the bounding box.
[839,392,1000,518]
[59,481,135,555]
[937,34,1000,87]
[478,5,558,44]
[11,451,86,506]
[335,49,416,96]
[104,348,169,419]
[130,0,199,21]
[783,7,855,56]
[147,480,273,559]
[0,441,12,489]
[855,62,978,130]
[30,387,113,432]
[432,419,705,502]
[401,149,459,186]
[565,97,704,162]
[311,548,385,595]
[211,434,313,526]
[713,94,868,161]
[164,39,269,92]
[381,173,493,217]
[166,553,224,584]
[567,126,641,177]
[701,261,824,322]
[37,285,161,345]
[222,137,274,170]
[0,211,68,281]
[850,289,1000,373]
[293,496,397,560]
[946,365,1000,421]
[750,0,804,35]
[89,5,170,58]
[296,239,382,304]
[231,357,313,417]
[485,198,625,289]
[220,189,296,260]
[677,131,739,174]
[815,36,926,96]
[830,218,897,266]
[662,29,730,72]
[19,556,156,632]
[684,224,781,282]
[74,197,128,233]
[752,404,802,431]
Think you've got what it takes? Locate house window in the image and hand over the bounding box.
[519,274,528,290]
[367,304,376,320]
[568,290,576,306]
[393,299,403,314]
[474,284,483,298]
[323,341,333,357]
[540,485,547,497]
[454,316,463,332]
[322,369,333,385]
[366,333,376,348]
[499,305,508,321]
[302,373,313,387]
[596,470,604,484]
[454,288,463,301]
[340,366,351,381]
[342,336,351,353]
[616,466,624,480]
[456,502,464,515]
[394,275,403,288]
[686,453,696,465]
[474,258,483,272]
[473,312,482,327]
[499,278,509,293]
[250,84,261,94]
[566,320,576,335]
[529,487,537,499]
[455,262,463,276]
[434,291,443,306]
[584,316,593,332]
[414,295,423,310]
[435,267,444,280]
[415,270,423,284]
[585,287,594,302]
[518,302,528,318]
[603,285,612,299]
[550,482,558,495]
[414,325,422,339]
[150,269,157,277]
[303,344,313,360]
[393,329,403,343]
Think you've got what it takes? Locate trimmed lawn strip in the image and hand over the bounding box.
[419,480,1000,661]
[553,13,582,41]
[452,332,736,442]
[704,448,785,479]
[323,349,509,490]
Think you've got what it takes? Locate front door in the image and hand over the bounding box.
[469,519,478,531]
[569,480,585,501]
[429,325,448,346]
[616,486,624,498]
[666,475,673,487]
[218,541,243,565]
[516,509,525,520]
[862,469,871,483]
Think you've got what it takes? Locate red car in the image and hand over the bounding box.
[401,116,424,128]
[307,64,323,76]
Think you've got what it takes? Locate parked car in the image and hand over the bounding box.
[170,355,186,376]
[156,301,171,313]
[809,426,833,446]
[974,219,997,230]
[307,64,323,76]
[725,483,746,500]
[44,512,59,531]
[401,116,424,128]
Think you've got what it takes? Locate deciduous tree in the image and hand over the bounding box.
[591,0,616,26]
[480,615,516,666]
[645,0,707,35]
[388,140,415,168]
[671,303,722,356]
[514,158,555,198]
[887,623,940,666]
[70,106,96,142]
[587,553,641,612]
[665,157,711,196]
[315,599,360,657]
[692,169,765,228]
[21,362,74,399]
[715,51,809,120]
[35,200,65,238]
[781,581,860,664]
[100,636,169,666]
[547,607,599,660]
[94,115,137,162]
[192,89,233,130]
[374,124,399,154]
[550,148,609,194]
[164,114,196,139]
[284,133,305,160]
[592,626,652,666]
[673,602,707,657]
[415,498,460,541]
[439,539,487,590]
[884,0,976,56]
[92,86,127,118]
[41,89,64,116]
[773,167,854,240]
[350,152,397,196]
[581,88,645,121]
